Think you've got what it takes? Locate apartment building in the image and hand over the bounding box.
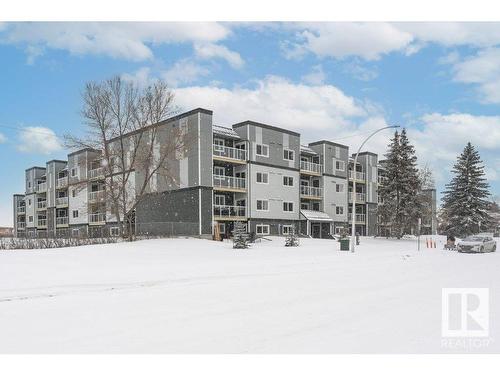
[13,107,437,239]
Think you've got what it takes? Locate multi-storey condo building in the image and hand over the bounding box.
[13,108,437,239]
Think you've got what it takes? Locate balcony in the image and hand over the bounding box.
[213,205,246,221]
[213,176,246,192]
[300,185,322,199]
[56,177,68,189]
[89,213,106,225]
[88,190,106,202]
[37,218,47,227]
[348,213,366,223]
[17,206,26,214]
[349,192,366,204]
[17,222,26,230]
[36,182,47,192]
[36,200,47,210]
[300,160,323,175]
[213,145,247,164]
[56,216,69,226]
[56,196,69,206]
[349,170,366,182]
[88,167,104,180]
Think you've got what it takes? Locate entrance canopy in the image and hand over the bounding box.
[300,210,333,222]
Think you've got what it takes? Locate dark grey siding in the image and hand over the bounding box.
[366,203,378,236]
[247,218,300,236]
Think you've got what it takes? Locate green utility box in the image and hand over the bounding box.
[340,238,350,251]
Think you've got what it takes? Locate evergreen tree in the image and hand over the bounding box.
[441,143,492,236]
[233,221,249,249]
[284,226,299,247]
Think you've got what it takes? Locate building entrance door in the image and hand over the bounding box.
[311,223,321,238]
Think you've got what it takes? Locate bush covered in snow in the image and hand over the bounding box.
[0,237,119,250]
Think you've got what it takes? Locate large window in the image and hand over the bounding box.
[283,202,294,212]
[283,149,294,161]
[336,183,344,193]
[256,200,269,211]
[335,160,345,171]
[336,206,344,215]
[256,144,269,157]
[214,166,225,178]
[213,138,225,151]
[283,176,294,186]
[214,194,225,206]
[256,172,269,184]
[256,224,270,235]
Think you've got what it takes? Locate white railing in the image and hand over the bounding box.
[56,197,69,206]
[37,200,47,209]
[213,145,247,161]
[17,206,26,214]
[213,176,246,190]
[37,218,47,227]
[300,160,323,174]
[88,190,106,201]
[349,192,366,203]
[89,213,106,224]
[56,216,68,226]
[213,205,246,218]
[349,170,366,181]
[348,213,366,222]
[56,177,68,188]
[17,222,26,229]
[300,185,323,198]
[36,182,47,192]
[88,167,104,179]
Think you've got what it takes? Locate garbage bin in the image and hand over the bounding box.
[340,238,350,251]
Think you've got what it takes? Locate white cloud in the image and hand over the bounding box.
[301,64,326,85]
[0,132,6,143]
[17,126,62,154]
[343,61,378,81]
[0,22,231,62]
[194,43,244,69]
[122,67,155,88]
[162,60,210,87]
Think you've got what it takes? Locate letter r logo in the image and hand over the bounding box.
[442,288,489,337]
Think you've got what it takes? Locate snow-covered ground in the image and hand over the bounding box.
[0,236,498,353]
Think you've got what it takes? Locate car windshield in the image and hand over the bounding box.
[463,236,485,242]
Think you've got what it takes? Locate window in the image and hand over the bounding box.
[256,144,269,157]
[214,194,225,206]
[335,226,344,234]
[256,172,268,184]
[301,202,309,210]
[214,166,225,178]
[336,206,344,215]
[336,183,344,193]
[256,200,269,211]
[28,182,31,188]
[218,223,226,234]
[283,149,294,161]
[72,228,80,237]
[256,224,270,235]
[72,189,77,198]
[213,138,225,151]
[312,202,320,211]
[282,225,293,235]
[28,216,33,223]
[71,168,77,177]
[110,227,120,237]
[283,202,294,212]
[335,160,345,171]
[283,176,294,186]
[28,199,32,206]
[72,210,79,218]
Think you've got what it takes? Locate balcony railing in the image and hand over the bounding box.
[348,213,366,223]
[89,213,106,224]
[17,206,26,214]
[349,170,366,181]
[300,160,323,174]
[300,185,323,198]
[213,144,247,162]
[37,218,47,227]
[88,167,104,179]
[56,177,68,189]
[37,200,47,210]
[36,182,47,192]
[56,216,69,226]
[213,176,246,191]
[56,196,69,206]
[349,192,366,203]
[17,222,26,229]
[213,205,246,219]
[88,190,106,202]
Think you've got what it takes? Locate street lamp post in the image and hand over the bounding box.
[350,125,400,253]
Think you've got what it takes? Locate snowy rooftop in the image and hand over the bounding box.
[300,145,317,155]
[300,209,333,222]
[213,125,241,139]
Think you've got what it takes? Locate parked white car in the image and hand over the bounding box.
[457,236,497,253]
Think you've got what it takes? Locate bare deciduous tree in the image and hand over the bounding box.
[65,76,191,240]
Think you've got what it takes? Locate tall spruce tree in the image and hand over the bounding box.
[378,129,422,237]
[441,143,491,236]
